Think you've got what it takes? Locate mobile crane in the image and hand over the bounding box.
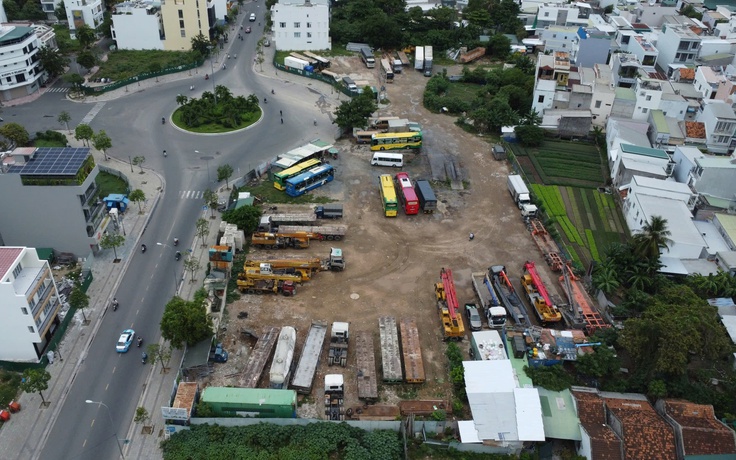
[435,268,465,341]
[520,261,562,323]
[243,248,345,280]
[251,232,317,249]
[236,264,302,295]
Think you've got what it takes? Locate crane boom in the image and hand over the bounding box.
[440,268,459,320]
[524,261,552,306]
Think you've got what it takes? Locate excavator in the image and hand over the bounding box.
[251,231,318,249]
[243,248,346,281]
[236,264,303,296]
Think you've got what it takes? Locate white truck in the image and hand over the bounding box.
[284,56,310,71]
[269,326,296,389]
[471,272,507,329]
[291,321,328,394]
[414,46,424,71]
[423,46,433,75]
[324,374,345,420]
[507,175,538,218]
[328,321,349,367]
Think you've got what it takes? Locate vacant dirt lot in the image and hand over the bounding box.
[205,60,562,417]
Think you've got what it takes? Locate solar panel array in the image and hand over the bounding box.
[10,148,89,176]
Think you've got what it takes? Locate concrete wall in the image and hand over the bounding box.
[112,8,163,50]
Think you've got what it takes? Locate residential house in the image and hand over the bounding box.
[0,25,45,101]
[609,53,642,88]
[712,215,736,276]
[624,175,697,213]
[535,2,591,29]
[681,121,707,146]
[111,1,164,50]
[672,145,736,207]
[160,0,212,51]
[0,148,106,258]
[611,143,671,187]
[572,388,678,460]
[655,399,736,458]
[613,30,658,72]
[703,7,731,31]
[648,109,686,148]
[537,388,582,441]
[541,109,592,137]
[605,117,651,170]
[631,3,678,28]
[65,0,105,40]
[531,52,572,113]
[272,0,330,51]
[658,81,690,121]
[696,101,736,154]
[575,28,612,68]
[632,77,663,121]
[695,39,736,68]
[539,25,580,61]
[588,65,615,126]
[655,24,702,69]
[0,247,62,362]
[693,65,736,105]
[714,10,736,40]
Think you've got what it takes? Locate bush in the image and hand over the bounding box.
[34,130,68,144]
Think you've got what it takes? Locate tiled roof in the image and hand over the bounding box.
[603,397,677,460]
[0,247,24,278]
[571,391,623,460]
[663,399,736,455]
[685,121,706,139]
[679,68,695,80]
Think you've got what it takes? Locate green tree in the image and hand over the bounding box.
[129,189,146,214]
[74,123,94,146]
[55,1,68,22]
[175,94,188,106]
[195,218,210,246]
[20,0,45,20]
[146,343,173,373]
[64,73,85,93]
[160,296,213,348]
[222,205,262,234]
[632,216,672,259]
[19,369,51,405]
[92,130,112,160]
[515,125,544,147]
[76,24,96,49]
[0,123,30,147]
[203,189,218,218]
[183,255,201,283]
[523,365,573,391]
[99,232,125,261]
[217,164,234,189]
[486,33,511,59]
[57,111,72,134]
[190,32,213,58]
[4,0,20,21]
[333,90,378,133]
[39,47,69,79]
[575,344,620,379]
[592,262,620,295]
[76,51,97,71]
[132,155,146,173]
[98,12,113,39]
[148,62,162,82]
[68,285,90,323]
[134,407,151,426]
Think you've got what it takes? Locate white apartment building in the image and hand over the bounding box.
[694,66,736,103]
[697,101,736,154]
[65,0,105,39]
[535,2,591,29]
[656,24,701,68]
[111,1,164,50]
[272,0,330,51]
[673,145,736,204]
[632,78,663,121]
[0,247,62,362]
[0,25,44,102]
[539,25,579,61]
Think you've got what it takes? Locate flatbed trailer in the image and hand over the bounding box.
[397,51,410,67]
[399,318,425,384]
[529,219,565,271]
[265,213,318,226]
[490,265,530,327]
[291,321,328,394]
[278,225,347,241]
[378,316,403,382]
[238,326,280,388]
[355,331,378,402]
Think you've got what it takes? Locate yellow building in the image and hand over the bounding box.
[160,0,211,51]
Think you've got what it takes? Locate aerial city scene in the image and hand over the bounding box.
[0,0,735,458]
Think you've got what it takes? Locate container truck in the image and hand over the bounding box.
[270,326,296,389]
[507,175,532,209]
[414,46,424,71]
[258,214,318,231]
[397,51,410,68]
[392,58,403,73]
[415,180,437,214]
[328,322,349,367]
[291,321,328,394]
[324,374,345,420]
[284,56,310,70]
[471,271,507,329]
[314,203,343,219]
[424,46,433,75]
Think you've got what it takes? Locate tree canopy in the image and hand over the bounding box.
[222,205,262,235]
[333,89,378,133]
[160,296,213,348]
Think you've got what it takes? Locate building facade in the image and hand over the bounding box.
[272,0,330,51]
[0,25,44,101]
[0,247,62,362]
[111,1,164,50]
[65,0,105,39]
[160,0,212,51]
[0,147,106,257]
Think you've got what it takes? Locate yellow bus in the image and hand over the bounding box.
[273,158,322,190]
[370,132,423,151]
[379,174,399,217]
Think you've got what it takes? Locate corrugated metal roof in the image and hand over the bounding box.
[201,387,296,406]
[538,388,583,440]
[620,143,669,159]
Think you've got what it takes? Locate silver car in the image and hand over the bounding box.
[464,304,482,331]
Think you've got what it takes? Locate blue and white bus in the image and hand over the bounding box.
[285,164,335,197]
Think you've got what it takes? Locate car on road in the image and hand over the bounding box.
[464,304,482,331]
[116,329,135,353]
[245,27,252,33]
[263,39,270,47]
[249,13,256,21]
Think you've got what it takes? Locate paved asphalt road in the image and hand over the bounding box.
[25,2,332,458]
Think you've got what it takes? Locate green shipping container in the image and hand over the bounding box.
[200,387,297,418]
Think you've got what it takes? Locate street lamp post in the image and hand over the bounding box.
[156,242,180,292]
[207,46,217,104]
[85,400,125,459]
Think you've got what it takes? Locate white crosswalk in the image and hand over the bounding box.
[179,190,205,200]
[46,87,69,93]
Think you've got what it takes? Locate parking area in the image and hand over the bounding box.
[205,57,562,415]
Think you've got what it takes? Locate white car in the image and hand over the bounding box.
[249,13,256,21]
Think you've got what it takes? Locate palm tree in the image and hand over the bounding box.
[593,264,620,295]
[632,216,672,259]
[520,109,541,126]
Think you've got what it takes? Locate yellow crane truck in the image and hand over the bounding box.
[251,232,317,249]
[236,265,303,296]
[243,248,346,280]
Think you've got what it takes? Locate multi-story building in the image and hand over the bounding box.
[111,1,164,50]
[535,2,591,29]
[632,77,663,121]
[656,24,702,68]
[0,24,46,101]
[539,25,580,61]
[609,53,642,88]
[0,247,62,362]
[65,0,105,39]
[272,0,330,51]
[696,101,736,154]
[673,145,736,204]
[693,65,736,107]
[160,0,212,51]
[0,147,106,257]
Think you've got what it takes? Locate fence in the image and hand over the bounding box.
[81,60,204,95]
[273,58,354,98]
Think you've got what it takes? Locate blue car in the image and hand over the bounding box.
[116,329,135,353]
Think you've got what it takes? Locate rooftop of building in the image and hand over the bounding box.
[614,87,637,101]
[0,247,24,279]
[620,143,668,159]
[6,147,92,177]
[703,101,736,119]
[603,396,677,460]
[684,121,707,139]
[634,35,657,52]
[715,213,736,247]
[538,388,582,441]
[636,195,706,248]
[200,386,297,405]
[570,388,623,460]
[680,67,696,80]
[632,176,693,195]
[0,25,34,44]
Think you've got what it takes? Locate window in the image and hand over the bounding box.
[553,34,557,38]
[562,44,566,48]
[544,11,549,16]
[307,32,312,38]
[715,135,730,143]
[294,22,300,28]
[21,307,28,315]
[181,30,186,37]
[28,326,34,333]
[307,22,311,28]
[294,32,301,38]
[12,263,22,278]
[538,95,545,103]
[642,108,648,113]
[178,9,183,18]
[280,22,286,28]
[595,100,602,108]
[645,95,652,101]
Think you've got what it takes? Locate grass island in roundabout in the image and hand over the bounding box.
[172,85,261,134]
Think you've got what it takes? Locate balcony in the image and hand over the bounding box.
[31,280,55,317]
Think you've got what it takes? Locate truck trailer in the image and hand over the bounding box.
[284,56,310,71]
[355,331,378,402]
[415,180,437,214]
[291,321,328,394]
[400,318,425,383]
[490,265,529,327]
[414,46,424,71]
[270,326,296,389]
[278,225,347,241]
[315,203,343,219]
[239,327,280,388]
[471,271,507,329]
[378,316,403,382]
[423,46,433,74]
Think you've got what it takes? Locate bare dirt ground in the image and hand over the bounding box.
[204,58,563,418]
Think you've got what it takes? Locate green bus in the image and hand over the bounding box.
[273,158,322,190]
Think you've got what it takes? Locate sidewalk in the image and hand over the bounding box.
[0,134,222,460]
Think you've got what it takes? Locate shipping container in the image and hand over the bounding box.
[200,387,297,418]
